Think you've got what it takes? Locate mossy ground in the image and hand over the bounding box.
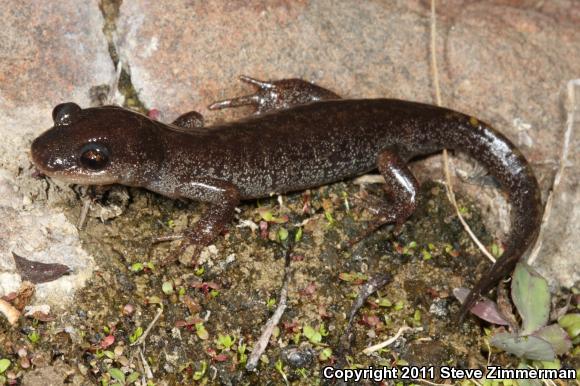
[6,177,571,385]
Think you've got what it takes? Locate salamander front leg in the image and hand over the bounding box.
[156,180,240,266]
[208,75,341,114]
[350,150,419,244]
[172,111,204,130]
[174,200,238,265]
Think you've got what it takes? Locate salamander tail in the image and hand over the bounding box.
[452,119,543,321]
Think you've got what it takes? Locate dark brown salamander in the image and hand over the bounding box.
[30,76,543,318]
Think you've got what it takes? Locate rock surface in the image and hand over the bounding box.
[0,0,114,303]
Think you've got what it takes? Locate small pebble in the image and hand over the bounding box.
[122,304,135,316]
[20,356,31,369]
[429,298,449,318]
[281,346,315,369]
[17,347,27,357]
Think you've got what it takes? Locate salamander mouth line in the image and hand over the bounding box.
[30,164,117,186]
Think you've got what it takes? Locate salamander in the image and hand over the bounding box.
[30,76,543,318]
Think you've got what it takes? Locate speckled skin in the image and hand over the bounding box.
[30,77,542,318]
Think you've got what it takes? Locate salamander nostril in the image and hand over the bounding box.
[30,136,59,172]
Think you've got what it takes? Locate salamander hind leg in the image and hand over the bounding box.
[208,75,341,114]
[350,149,420,245]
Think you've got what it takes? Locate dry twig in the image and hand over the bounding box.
[0,299,20,325]
[362,325,421,355]
[139,347,154,379]
[77,197,91,230]
[131,307,163,346]
[246,249,292,371]
[527,79,578,264]
[430,0,496,264]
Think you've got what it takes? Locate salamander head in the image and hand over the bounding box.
[31,103,164,186]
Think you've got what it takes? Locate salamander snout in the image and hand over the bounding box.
[30,126,88,181]
[30,102,85,175]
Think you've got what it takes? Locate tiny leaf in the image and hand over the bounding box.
[558,313,580,339]
[195,323,209,340]
[538,359,561,370]
[277,227,288,241]
[303,325,322,344]
[108,368,126,384]
[130,262,144,272]
[319,348,333,361]
[129,327,143,344]
[532,324,572,355]
[0,359,10,374]
[511,263,550,335]
[126,371,140,384]
[13,252,71,283]
[100,334,115,349]
[162,281,174,295]
[453,287,510,325]
[258,208,274,222]
[193,360,207,380]
[294,227,303,242]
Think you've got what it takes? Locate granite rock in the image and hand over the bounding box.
[0,0,115,305]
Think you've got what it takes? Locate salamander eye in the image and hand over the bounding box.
[53,102,81,126]
[79,143,109,170]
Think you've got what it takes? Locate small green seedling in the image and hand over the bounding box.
[162,281,174,295]
[303,323,329,345]
[195,323,209,340]
[277,227,288,241]
[28,331,40,344]
[216,334,235,351]
[107,368,140,385]
[456,263,575,364]
[319,347,333,361]
[192,361,207,381]
[237,342,247,365]
[275,359,289,386]
[0,359,10,374]
[0,358,10,384]
[129,327,143,344]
